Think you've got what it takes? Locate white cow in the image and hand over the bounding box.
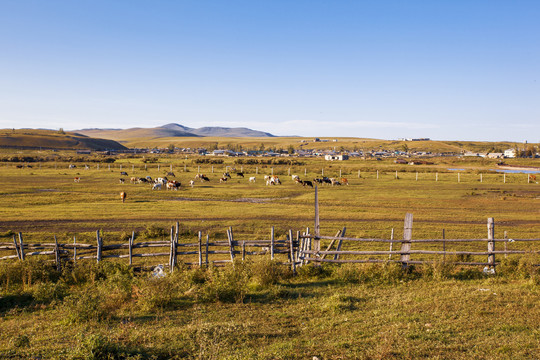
[189,180,195,188]
[152,183,162,190]
[249,176,256,183]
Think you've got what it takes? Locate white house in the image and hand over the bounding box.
[504,149,516,158]
[325,154,349,161]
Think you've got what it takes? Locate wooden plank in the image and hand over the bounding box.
[73,236,77,264]
[205,234,209,267]
[321,229,342,260]
[334,227,347,260]
[400,213,413,266]
[227,227,236,263]
[314,185,320,252]
[388,228,394,260]
[487,218,495,267]
[242,241,246,262]
[54,235,60,271]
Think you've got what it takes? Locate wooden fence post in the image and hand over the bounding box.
[198,231,203,267]
[205,234,209,267]
[73,236,77,263]
[96,230,102,263]
[377,170,379,179]
[54,235,61,271]
[13,235,21,260]
[333,227,347,261]
[442,229,446,262]
[18,232,25,261]
[504,231,508,258]
[322,229,342,260]
[436,172,438,182]
[270,226,275,260]
[129,232,134,266]
[242,241,246,261]
[227,227,236,264]
[296,231,301,264]
[399,213,413,267]
[388,228,394,260]
[314,185,320,253]
[289,230,296,274]
[487,218,495,268]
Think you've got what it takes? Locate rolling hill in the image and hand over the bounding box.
[0,129,127,150]
[77,123,275,141]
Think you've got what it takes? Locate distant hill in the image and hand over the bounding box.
[77,123,275,141]
[0,129,127,150]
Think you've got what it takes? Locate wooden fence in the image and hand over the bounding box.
[0,225,299,272]
[1,215,539,273]
[298,214,540,268]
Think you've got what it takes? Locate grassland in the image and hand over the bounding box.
[0,152,539,359]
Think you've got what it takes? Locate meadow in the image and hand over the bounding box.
[0,152,539,359]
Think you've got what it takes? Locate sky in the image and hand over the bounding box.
[0,0,539,142]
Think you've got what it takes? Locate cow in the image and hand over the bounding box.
[223,172,231,179]
[130,177,138,184]
[341,177,349,185]
[249,176,256,183]
[302,180,314,188]
[166,172,175,177]
[84,165,89,170]
[69,164,76,169]
[120,171,128,176]
[219,177,228,183]
[119,178,125,184]
[74,177,80,182]
[322,177,332,185]
[138,177,148,183]
[152,183,162,190]
[236,172,244,178]
[292,174,300,182]
[166,180,180,190]
[16,165,23,169]
[120,191,127,203]
[155,177,168,185]
[145,176,152,182]
[330,178,341,186]
[195,174,210,182]
[189,180,195,188]
[266,175,281,185]
[314,178,324,184]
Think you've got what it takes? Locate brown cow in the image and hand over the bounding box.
[120,191,127,203]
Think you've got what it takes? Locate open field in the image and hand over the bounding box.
[1,153,539,359]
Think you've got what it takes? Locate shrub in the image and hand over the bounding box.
[142,225,168,239]
[64,285,110,323]
[199,262,250,303]
[32,281,69,304]
[250,259,292,287]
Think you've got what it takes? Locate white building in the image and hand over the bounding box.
[325,154,349,161]
[504,149,516,158]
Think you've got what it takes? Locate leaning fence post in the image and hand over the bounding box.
[169,226,176,272]
[13,235,21,260]
[227,227,236,264]
[487,218,495,268]
[18,232,25,261]
[129,232,134,266]
[96,230,102,263]
[442,229,446,262]
[334,227,346,261]
[314,185,320,253]
[399,213,413,267]
[270,226,275,260]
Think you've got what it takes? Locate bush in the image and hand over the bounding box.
[64,285,110,323]
[0,259,60,290]
[250,259,292,287]
[199,262,250,303]
[142,225,168,239]
[32,281,69,304]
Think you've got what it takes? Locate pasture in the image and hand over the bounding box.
[1,153,539,359]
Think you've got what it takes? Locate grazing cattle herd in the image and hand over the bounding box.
[68,166,354,203]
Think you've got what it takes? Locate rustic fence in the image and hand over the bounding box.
[0,225,299,272]
[298,214,540,269]
[2,215,539,273]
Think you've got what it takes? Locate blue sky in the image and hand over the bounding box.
[0,0,538,141]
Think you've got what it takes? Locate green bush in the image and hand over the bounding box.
[64,285,110,323]
[199,262,250,303]
[250,259,292,287]
[32,281,69,304]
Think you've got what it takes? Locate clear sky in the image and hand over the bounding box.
[0,0,538,141]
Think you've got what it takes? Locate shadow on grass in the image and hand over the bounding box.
[0,293,34,315]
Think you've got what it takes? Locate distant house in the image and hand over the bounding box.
[325,154,349,161]
[76,150,91,155]
[212,150,235,156]
[504,149,516,158]
[486,153,504,159]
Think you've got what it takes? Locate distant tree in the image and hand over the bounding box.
[58,128,65,134]
[167,144,175,153]
[401,144,409,153]
[288,145,295,155]
[208,142,218,151]
[259,143,265,152]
